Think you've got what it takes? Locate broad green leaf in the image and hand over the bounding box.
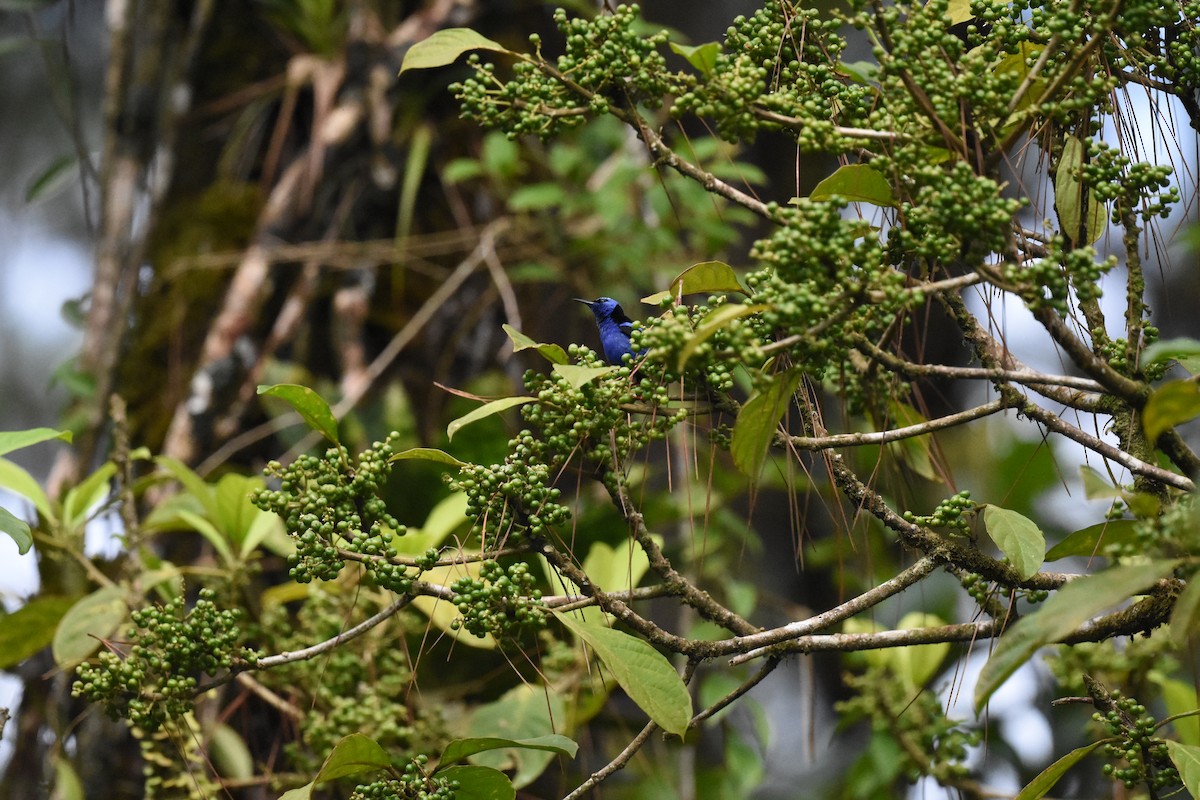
[278,734,391,800]
[974,560,1177,711]
[808,164,897,207]
[1171,575,1200,647]
[1142,337,1200,374]
[836,60,879,86]
[994,44,1047,117]
[0,427,72,457]
[439,734,578,768]
[0,458,55,523]
[885,401,938,482]
[61,463,117,531]
[240,507,287,558]
[677,304,768,371]
[388,447,467,467]
[398,28,511,75]
[641,261,749,305]
[553,363,617,389]
[982,505,1045,579]
[502,324,568,365]
[731,369,802,479]
[1055,134,1106,246]
[944,0,974,25]
[156,456,221,521]
[1166,741,1200,797]
[1080,465,1123,499]
[1143,379,1200,443]
[1154,675,1200,747]
[892,612,951,688]
[0,595,75,667]
[51,756,84,800]
[213,472,263,546]
[177,510,236,565]
[1045,520,1138,561]
[508,182,568,212]
[0,506,32,555]
[468,686,568,788]
[668,41,720,74]
[437,765,514,800]
[209,723,255,780]
[555,612,691,736]
[1014,740,1107,799]
[52,585,129,668]
[258,384,340,444]
[447,397,536,441]
[25,153,76,203]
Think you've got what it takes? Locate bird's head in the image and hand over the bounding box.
[576,296,625,322]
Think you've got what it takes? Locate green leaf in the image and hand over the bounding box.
[836,60,879,86]
[892,612,951,687]
[209,723,255,780]
[447,397,536,441]
[1166,741,1200,797]
[668,41,720,74]
[1154,676,1200,747]
[439,734,578,769]
[0,458,56,523]
[885,401,938,482]
[552,363,617,390]
[389,447,467,467]
[399,28,511,75]
[52,585,129,668]
[994,44,1046,116]
[0,595,75,667]
[25,153,76,203]
[1143,379,1200,443]
[974,560,1177,711]
[278,734,391,800]
[554,612,691,736]
[1080,465,1123,499]
[51,756,84,800]
[1141,337,1200,372]
[177,510,236,565]
[61,463,117,531]
[508,182,567,212]
[1171,575,1200,647]
[437,765,514,800]
[257,384,340,444]
[944,0,974,25]
[1014,740,1107,799]
[808,164,897,207]
[982,505,1045,579]
[502,324,569,364]
[1045,520,1138,560]
[1055,134,1107,246]
[0,506,32,555]
[641,261,749,305]
[731,370,802,479]
[468,686,568,788]
[0,427,72,457]
[677,304,768,371]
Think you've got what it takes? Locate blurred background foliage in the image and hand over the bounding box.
[0,0,1196,798]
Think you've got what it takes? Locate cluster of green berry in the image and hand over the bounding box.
[673,1,867,150]
[839,666,980,784]
[1010,238,1119,313]
[450,560,547,638]
[1097,691,1179,791]
[633,298,759,392]
[351,756,459,800]
[73,589,254,730]
[452,5,677,140]
[892,163,1021,268]
[253,435,420,593]
[902,490,976,535]
[1080,139,1179,222]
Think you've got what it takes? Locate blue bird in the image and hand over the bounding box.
[576,297,640,365]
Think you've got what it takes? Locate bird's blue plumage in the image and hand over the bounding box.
[577,297,640,365]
